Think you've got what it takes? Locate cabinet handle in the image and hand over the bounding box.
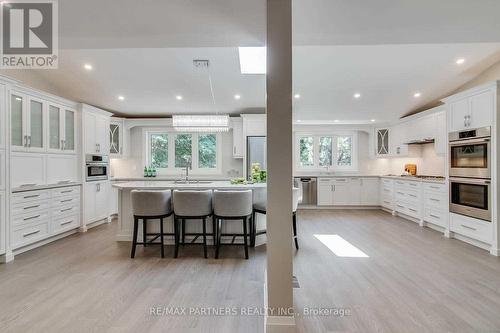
[23,214,40,221]
[27,135,31,147]
[23,194,39,198]
[23,205,40,210]
[23,229,41,237]
[409,208,417,212]
[61,207,73,212]
[429,214,440,219]
[61,139,64,150]
[430,198,440,202]
[397,204,404,208]
[24,135,28,147]
[464,115,467,127]
[430,186,440,189]
[408,194,417,198]
[60,220,73,226]
[397,191,404,195]
[461,224,477,231]
[233,146,236,154]
[61,199,72,203]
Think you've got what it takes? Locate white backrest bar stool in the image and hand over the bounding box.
[251,188,300,250]
[131,190,173,258]
[172,190,213,258]
[213,190,253,259]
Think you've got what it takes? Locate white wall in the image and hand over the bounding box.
[110,127,243,179]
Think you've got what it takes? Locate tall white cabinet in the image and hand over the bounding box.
[80,104,113,228]
[0,83,7,257]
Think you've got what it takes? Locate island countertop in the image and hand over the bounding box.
[112,180,267,190]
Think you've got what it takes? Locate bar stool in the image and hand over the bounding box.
[172,190,213,258]
[131,190,173,258]
[251,187,300,250]
[213,190,253,259]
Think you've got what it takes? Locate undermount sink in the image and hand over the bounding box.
[173,180,213,184]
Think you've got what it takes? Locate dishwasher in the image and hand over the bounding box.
[293,177,317,206]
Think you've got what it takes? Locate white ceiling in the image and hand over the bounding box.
[4,0,500,123]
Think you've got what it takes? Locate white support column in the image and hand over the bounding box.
[265,0,295,332]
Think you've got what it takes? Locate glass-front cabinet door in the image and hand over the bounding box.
[27,97,44,151]
[109,120,122,157]
[48,104,62,152]
[376,128,390,156]
[11,93,25,151]
[63,109,76,153]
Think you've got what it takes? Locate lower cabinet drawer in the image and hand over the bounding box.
[405,203,421,219]
[12,210,51,227]
[12,190,50,204]
[424,207,446,227]
[12,200,51,217]
[424,192,447,210]
[51,195,80,209]
[51,186,80,198]
[450,213,492,244]
[380,186,393,196]
[380,197,393,209]
[52,204,80,218]
[12,220,50,248]
[52,214,80,234]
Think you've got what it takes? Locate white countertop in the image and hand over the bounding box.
[112,180,267,190]
[295,174,446,184]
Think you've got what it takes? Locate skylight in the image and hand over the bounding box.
[314,234,369,258]
[238,47,266,74]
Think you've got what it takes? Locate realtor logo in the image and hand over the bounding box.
[1,0,58,68]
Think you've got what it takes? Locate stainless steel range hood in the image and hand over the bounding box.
[404,138,435,145]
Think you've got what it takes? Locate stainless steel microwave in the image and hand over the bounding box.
[85,155,109,182]
[449,127,490,179]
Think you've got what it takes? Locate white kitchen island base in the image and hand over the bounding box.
[113,181,267,246]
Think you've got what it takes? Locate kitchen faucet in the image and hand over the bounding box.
[184,156,192,182]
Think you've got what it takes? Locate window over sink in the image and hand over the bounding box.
[295,132,358,171]
[145,129,221,175]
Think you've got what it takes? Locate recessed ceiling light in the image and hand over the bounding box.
[354,93,361,99]
[413,92,421,98]
[84,64,93,71]
[370,119,376,122]
[296,120,302,123]
[456,58,465,65]
[334,120,340,123]
[234,94,241,100]
[176,95,183,100]
[294,94,301,99]
[118,95,125,101]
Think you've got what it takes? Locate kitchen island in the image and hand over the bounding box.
[112,181,267,245]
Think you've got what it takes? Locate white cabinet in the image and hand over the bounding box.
[109,119,124,157]
[84,181,109,224]
[46,155,78,185]
[11,93,46,152]
[394,180,422,220]
[318,177,379,206]
[0,191,5,254]
[11,153,45,188]
[360,178,379,205]
[84,111,110,155]
[0,150,5,190]
[422,182,448,228]
[450,213,492,244]
[110,182,119,215]
[380,178,394,210]
[375,128,390,156]
[447,88,494,132]
[48,104,77,154]
[232,117,244,158]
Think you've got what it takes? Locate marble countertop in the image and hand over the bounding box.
[379,175,446,184]
[112,180,267,190]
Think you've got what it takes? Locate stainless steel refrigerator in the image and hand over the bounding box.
[246,136,266,180]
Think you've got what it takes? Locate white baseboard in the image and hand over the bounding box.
[489,247,499,256]
[451,232,491,252]
[265,315,296,333]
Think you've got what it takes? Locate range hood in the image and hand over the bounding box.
[404,138,435,145]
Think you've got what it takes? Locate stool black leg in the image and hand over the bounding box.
[181,219,186,245]
[215,218,221,259]
[202,217,207,258]
[293,212,299,250]
[250,211,257,247]
[160,217,165,258]
[243,216,249,259]
[143,218,147,247]
[174,217,180,258]
[212,216,216,248]
[131,217,138,258]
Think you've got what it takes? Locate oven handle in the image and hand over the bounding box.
[449,177,490,185]
[449,137,490,146]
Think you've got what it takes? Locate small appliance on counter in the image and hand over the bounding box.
[404,164,417,176]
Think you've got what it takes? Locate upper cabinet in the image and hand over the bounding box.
[48,103,76,154]
[109,118,124,157]
[11,92,44,152]
[445,85,495,132]
[232,117,243,158]
[82,104,112,155]
[375,128,390,156]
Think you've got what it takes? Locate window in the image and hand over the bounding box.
[146,130,221,174]
[198,134,217,168]
[296,133,357,171]
[175,134,192,167]
[150,133,168,168]
[299,136,314,167]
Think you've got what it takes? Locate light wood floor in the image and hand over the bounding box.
[1,210,500,333]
